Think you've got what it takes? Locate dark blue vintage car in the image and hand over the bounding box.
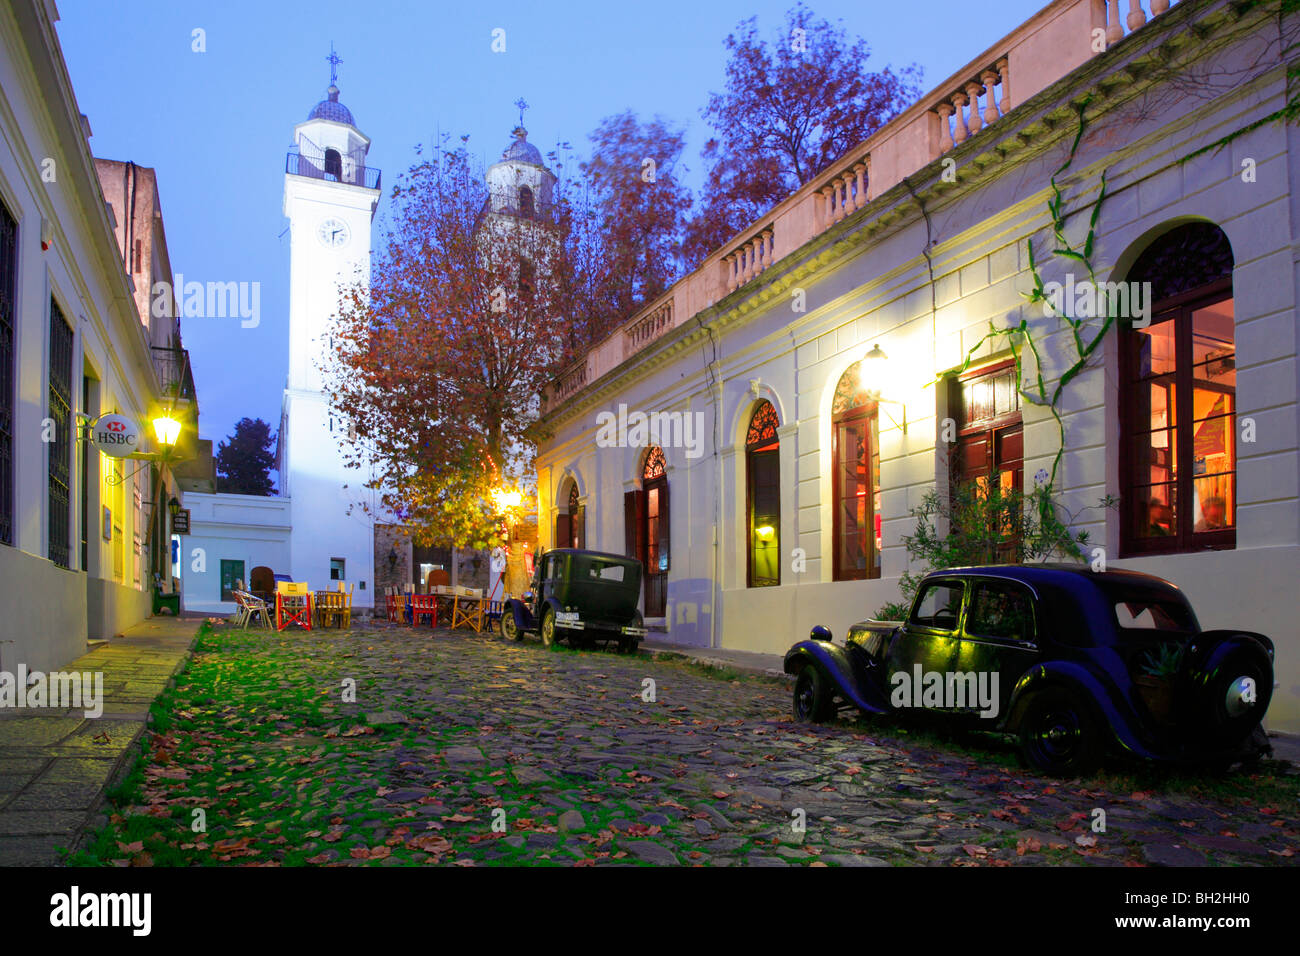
[784,565,1274,775]
[501,549,648,653]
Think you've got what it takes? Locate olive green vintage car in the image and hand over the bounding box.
[500,549,648,653]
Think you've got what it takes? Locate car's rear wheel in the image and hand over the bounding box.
[1017,687,1103,776]
[792,665,835,723]
[540,609,556,647]
[500,609,521,642]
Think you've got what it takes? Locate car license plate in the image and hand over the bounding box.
[556,612,583,629]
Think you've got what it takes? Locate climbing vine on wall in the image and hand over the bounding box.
[945,95,1117,558]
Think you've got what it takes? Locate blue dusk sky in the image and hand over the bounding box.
[54,0,1047,466]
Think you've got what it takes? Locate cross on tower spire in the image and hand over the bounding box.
[514,98,529,127]
[326,44,343,85]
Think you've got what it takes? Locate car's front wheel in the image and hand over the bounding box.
[1017,687,1103,776]
[500,609,521,642]
[540,609,556,647]
[792,665,835,723]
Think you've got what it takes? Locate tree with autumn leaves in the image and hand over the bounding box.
[324,5,920,550]
[683,3,921,267]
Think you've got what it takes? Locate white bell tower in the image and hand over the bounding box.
[279,54,380,606]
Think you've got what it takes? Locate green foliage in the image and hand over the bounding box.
[894,480,1091,608]
[215,417,277,496]
[1139,642,1186,679]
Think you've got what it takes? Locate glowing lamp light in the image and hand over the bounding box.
[492,488,523,510]
[756,525,775,538]
[152,415,182,447]
[863,343,888,363]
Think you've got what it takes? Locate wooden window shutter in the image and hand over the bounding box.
[624,490,642,561]
[658,480,669,572]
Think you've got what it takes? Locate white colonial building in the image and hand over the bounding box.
[534,0,1300,731]
[0,0,199,666]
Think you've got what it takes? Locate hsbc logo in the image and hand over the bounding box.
[91,414,141,458]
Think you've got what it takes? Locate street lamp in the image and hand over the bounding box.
[492,488,523,510]
[168,496,181,519]
[862,342,908,433]
[152,414,182,448]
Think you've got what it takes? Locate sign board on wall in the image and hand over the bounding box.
[92,414,141,458]
[172,509,191,534]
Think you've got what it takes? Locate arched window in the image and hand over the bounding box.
[1120,222,1235,555]
[832,362,881,580]
[556,481,584,549]
[324,148,342,181]
[625,446,668,616]
[746,401,780,587]
[518,185,535,219]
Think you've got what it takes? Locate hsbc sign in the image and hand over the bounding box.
[92,414,141,458]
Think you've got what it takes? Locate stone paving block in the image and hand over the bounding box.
[0,717,85,747]
[0,810,86,836]
[0,834,69,866]
[5,782,106,811]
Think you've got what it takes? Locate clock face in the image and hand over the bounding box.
[316,218,350,248]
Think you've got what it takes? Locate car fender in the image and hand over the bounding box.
[507,598,535,633]
[1186,631,1274,685]
[1004,659,1161,760]
[783,641,890,714]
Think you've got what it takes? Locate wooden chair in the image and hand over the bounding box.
[336,581,353,628]
[450,586,485,633]
[315,590,345,628]
[410,592,438,628]
[232,590,250,628]
[275,581,313,631]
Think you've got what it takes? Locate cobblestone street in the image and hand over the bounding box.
[72,623,1300,867]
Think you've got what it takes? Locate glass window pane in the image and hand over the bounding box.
[1192,476,1233,532]
[1130,319,1177,379]
[1135,484,1176,538]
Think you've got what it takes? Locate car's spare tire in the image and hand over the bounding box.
[1188,636,1272,750]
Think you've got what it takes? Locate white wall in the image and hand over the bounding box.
[180,492,291,614]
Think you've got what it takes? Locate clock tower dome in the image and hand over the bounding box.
[279,53,381,605]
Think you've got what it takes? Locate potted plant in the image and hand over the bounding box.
[1135,642,1184,722]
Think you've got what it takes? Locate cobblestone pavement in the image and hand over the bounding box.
[72,623,1300,867]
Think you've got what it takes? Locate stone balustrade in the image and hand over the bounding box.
[541,0,1181,414]
[624,296,675,358]
[723,226,777,293]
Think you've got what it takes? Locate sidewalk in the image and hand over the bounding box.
[0,615,200,865]
[640,637,790,682]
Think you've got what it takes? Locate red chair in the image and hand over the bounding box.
[275,581,313,631]
[411,593,437,628]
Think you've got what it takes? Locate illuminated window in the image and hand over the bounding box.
[746,401,780,587]
[831,362,881,581]
[625,446,668,616]
[1120,223,1235,555]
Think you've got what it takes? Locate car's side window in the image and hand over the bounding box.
[966,583,1035,642]
[910,581,965,631]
